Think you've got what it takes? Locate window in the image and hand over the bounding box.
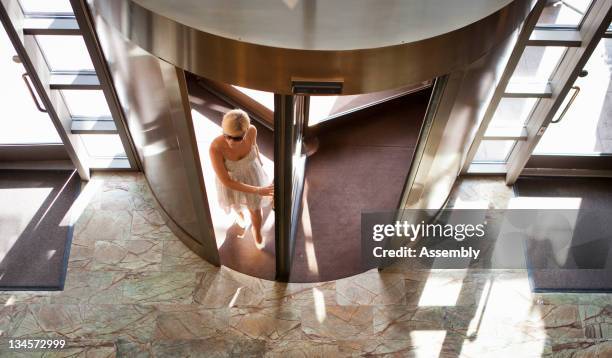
[18,0,73,16]
[511,46,567,83]
[473,140,516,163]
[536,0,593,28]
[36,36,94,72]
[61,90,111,117]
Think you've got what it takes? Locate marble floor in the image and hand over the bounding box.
[0,173,610,357]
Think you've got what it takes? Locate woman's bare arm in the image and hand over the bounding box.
[209,140,273,196]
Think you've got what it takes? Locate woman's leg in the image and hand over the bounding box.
[248,208,264,248]
[234,208,247,228]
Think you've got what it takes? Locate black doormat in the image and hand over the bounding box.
[0,170,80,290]
[514,177,612,292]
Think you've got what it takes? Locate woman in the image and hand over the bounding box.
[210,109,274,249]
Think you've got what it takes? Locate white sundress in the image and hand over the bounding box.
[216,145,271,213]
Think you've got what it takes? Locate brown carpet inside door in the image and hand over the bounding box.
[290,90,430,282]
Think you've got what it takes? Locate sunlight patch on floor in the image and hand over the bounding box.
[0,187,53,263]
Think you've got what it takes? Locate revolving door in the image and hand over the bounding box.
[77,0,535,282]
[190,76,432,282]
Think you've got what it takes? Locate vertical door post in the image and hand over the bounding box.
[274,94,307,281]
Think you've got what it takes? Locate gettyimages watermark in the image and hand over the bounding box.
[361,209,612,270]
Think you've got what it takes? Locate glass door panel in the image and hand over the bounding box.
[486,97,539,129]
[234,86,274,112]
[502,3,612,182]
[308,82,431,126]
[537,0,594,28]
[534,36,612,155]
[511,46,568,82]
[61,90,110,117]
[0,18,61,144]
[79,134,126,158]
[36,35,95,72]
[18,0,73,16]
[474,140,517,163]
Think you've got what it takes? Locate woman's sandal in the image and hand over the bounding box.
[254,237,265,250]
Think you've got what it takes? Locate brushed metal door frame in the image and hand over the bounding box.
[274,94,308,281]
[86,0,220,265]
[400,24,526,212]
[70,0,141,170]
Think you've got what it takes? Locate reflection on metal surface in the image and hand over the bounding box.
[89,0,532,94]
[274,94,307,281]
[71,0,141,170]
[133,0,515,50]
[90,6,219,264]
[402,27,521,212]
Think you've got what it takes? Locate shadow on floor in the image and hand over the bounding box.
[0,169,80,290]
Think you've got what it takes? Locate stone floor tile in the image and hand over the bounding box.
[230,306,302,341]
[130,209,173,240]
[580,304,611,340]
[13,304,87,339]
[82,304,157,341]
[402,270,488,307]
[92,240,163,272]
[0,292,54,306]
[50,271,128,305]
[0,304,28,338]
[153,304,228,340]
[260,281,337,308]
[123,272,196,305]
[73,209,132,245]
[336,272,406,306]
[193,268,266,308]
[537,305,586,341]
[301,305,373,341]
[264,340,338,357]
[373,306,473,340]
[161,240,215,272]
[150,337,265,357]
[546,340,605,358]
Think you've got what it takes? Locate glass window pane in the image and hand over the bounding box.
[18,0,73,15]
[79,134,126,158]
[233,86,274,111]
[36,36,94,72]
[474,140,516,163]
[61,90,111,117]
[489,98,539,128]
[537,0,592,28]
[308,83,429,126]
[534,37,612,155]
[511,46,567,83]
[0,20,61,144]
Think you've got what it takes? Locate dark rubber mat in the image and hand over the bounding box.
[0,170,80,290]
[514,177,612,292]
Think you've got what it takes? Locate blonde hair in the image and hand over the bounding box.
[222,109,250,136]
